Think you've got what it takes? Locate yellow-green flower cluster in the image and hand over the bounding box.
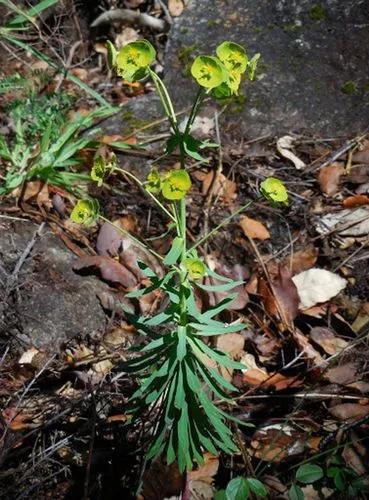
[91,149,117,187]
[184,257,206,280]
[109,39,156,82]
[70,198,99,225]
[191,41,260,98]
[146,168,191,201]
[260,177,288,205]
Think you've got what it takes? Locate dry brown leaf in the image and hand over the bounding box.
[342,445,366,476]
[73,255,138,289]
[343,194,369,208]
[310,327,348,355]
[325,363,358,385]
[168,0,184,16]
[259,265,299,328]
[329,403,369,420]
[318,163,345,196]
[216,333,244,381]
[240,353,301,390]
[239,215,270,240]
[292,329,326,367]
[21,180,52,208]
[188,453,219,483]
[250,425,305,461]
[353,146,369,164]
[202,171,237,203]
[284,246,318,274]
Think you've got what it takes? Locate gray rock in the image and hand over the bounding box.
[0,220,106,350]
[164,0,369,138]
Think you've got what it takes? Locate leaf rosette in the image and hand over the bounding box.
[70,199,99,225]
[116,40,156,82]
[162,169,191,201]
[191,56,226,89]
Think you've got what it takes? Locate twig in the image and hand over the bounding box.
[91,9,166,31]
[11,222,45,279]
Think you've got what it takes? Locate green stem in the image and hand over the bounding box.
[148,69,178,133]
[184,88,205,138]
[114,167,176,223]
[99,215,163,262]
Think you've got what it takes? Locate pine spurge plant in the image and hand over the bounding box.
[70,40,286,471]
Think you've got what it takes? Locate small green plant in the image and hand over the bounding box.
[71,39,287,471]
[0,107,113,194]
[215,476,268,499]
[289,464,324,499]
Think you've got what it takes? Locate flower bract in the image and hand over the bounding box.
[116,40,156,82]
[162,169,191,201]
[216,41,248,74]
[146,169,162,193]
[191,56,226,89]
[260,177,288,204]
[91,150,116,187]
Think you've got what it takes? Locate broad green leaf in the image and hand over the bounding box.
[246,478,268,498]
[164,236,184,265]
[295,464,324,484]
[226,476,250,500]
[214,490,227,500]
[288,484,304,500]
[183,135,204,161]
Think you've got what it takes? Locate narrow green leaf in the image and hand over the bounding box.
[201,294,237,320]
[196,280,244,293]
[192,337,246,370]
[190,321,244,335]
[164,236,183,266]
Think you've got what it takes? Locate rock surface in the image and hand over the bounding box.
[0,221,106,350]
[164,0,369,138]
